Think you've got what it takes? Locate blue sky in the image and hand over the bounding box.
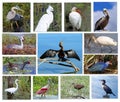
[94,2,117,11]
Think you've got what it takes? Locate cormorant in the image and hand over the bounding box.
[100,80,116,96]
[94,8,109,31]
[40,41,80,61]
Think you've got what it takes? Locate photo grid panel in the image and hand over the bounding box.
[1,0,119,101]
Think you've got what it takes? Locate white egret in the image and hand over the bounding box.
[5,79,19,94]
[90,35,117,52]
[7,35,24,49]
[35,5,54,32]
[94,8,110,31]
[69,7,82,31]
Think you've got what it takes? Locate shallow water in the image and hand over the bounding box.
[37,34,82,74]
[33,94,58,99]
[91,76,118,99]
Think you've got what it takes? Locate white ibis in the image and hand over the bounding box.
[7,36,24,49]
[5,79,19,94]
[89,35,117,52]
[100,80,115,96]
[69,7,82,31]
[36,78,51,97]
[35,5,54,32]
[94,8,110,31]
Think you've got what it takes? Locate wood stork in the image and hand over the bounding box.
[89,35,117,52]
[100,80,116,96]
[6,6,24,32]
[7,36,24,49]
[5,79,19,94]
[69,7,82,31]
[94,8,110,31]
[35,5,54,32]
[40,41,80,61]
[36,78,52,97]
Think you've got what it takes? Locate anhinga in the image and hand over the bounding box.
[40,41,80,61]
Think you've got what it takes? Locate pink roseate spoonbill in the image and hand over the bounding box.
[40,41,80,61]
[5,79,19,94]
[35,5,54,32]
[89,35,117,52]
[36,78,52,97]
[7,36,24,49]
[69,7,82,31]
[94,8,110,31]
[100,80,116,96]
[6,6,24,32]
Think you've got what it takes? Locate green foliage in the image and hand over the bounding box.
[65,3,91,31]
[61,76,89,99]
[34,3,61,31]
[3,3,30,32]
[33,76,58,95]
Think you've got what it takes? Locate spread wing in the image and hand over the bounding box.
[64,49,80,61]
[40,49,58,59]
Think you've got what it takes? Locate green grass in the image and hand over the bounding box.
[61,76,90,99]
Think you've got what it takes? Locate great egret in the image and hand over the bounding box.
[7,36,24,49]
[69,7,82,31]
[36,78,52,97]
[40,41,80,61]
[5,79,19,94]
[94,8,109,31]
[6,5,24,32]
[88,61,112,72]
[100,80,116,96]
[89,35,117,52]
[35,5,54,32]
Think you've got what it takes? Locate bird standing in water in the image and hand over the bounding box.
[100,80,116,96]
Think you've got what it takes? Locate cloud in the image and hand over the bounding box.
[94,4,117,31]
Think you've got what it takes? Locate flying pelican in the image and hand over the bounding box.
[89,35,117,52]
[40,41,80,61]
[7,36,24,49]
[35,5,54,32]
[69,7,82,31]
[6,5,24,32]
[5,79,19,94]
[94,8,110,31]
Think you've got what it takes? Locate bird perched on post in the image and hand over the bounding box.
[35,5,54,32]
[88,35,117,52]
[36,78,52,97]
[94,8,110,31]
[5,79,19,94]
[6,5,24,32]
[40,41,80,61]
[100,80,116,96]
[69,7,82,31]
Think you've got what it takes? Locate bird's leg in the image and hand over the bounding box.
[66,60,79,72]
[15,21,19,29]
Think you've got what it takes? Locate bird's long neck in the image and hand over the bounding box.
[11,7,16,14]
[59,42,64,50]
[21,62,27,70]
[19,38,23,47]
[104,11,109,20]
[15,80,18,89]
[92,36,97,43]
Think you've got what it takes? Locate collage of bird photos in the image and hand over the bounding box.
[1,0,119,101]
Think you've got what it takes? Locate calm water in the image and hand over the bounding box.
[91,76,118,99]
[38,33,82,74]
[85,34,118,53]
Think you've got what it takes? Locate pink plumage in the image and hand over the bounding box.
[36,88,48,94]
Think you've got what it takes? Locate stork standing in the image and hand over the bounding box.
[36,78,52,97]
[6,6,24,32]
[69,7,82,31]
[35,5,54,32]
[94,8,110,31]
[89,35,117,52]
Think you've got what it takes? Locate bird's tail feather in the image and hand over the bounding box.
[112,92,116,96]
